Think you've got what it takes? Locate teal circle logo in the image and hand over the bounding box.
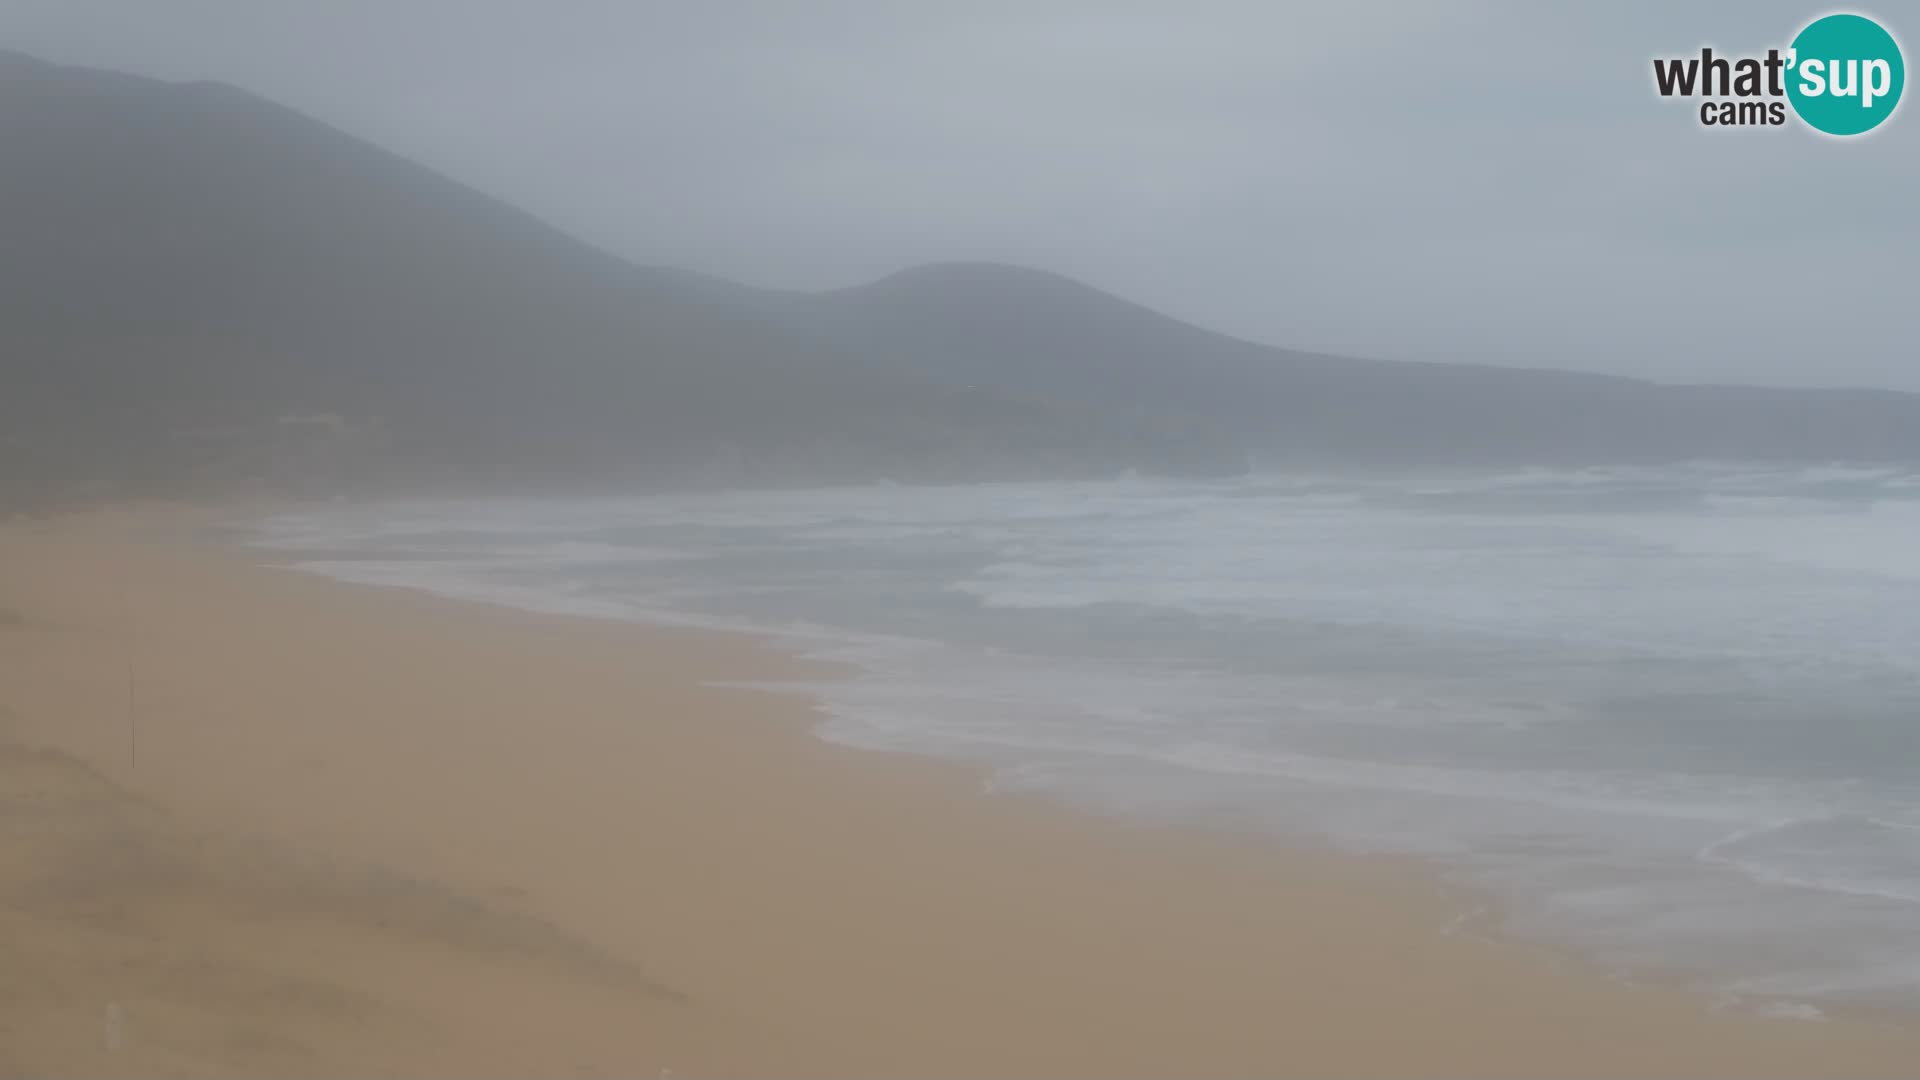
[1786,13,1905,135]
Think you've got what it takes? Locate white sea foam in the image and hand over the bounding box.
[255,465,1920,1010]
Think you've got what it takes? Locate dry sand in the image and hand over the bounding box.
[1,505,1918,1077]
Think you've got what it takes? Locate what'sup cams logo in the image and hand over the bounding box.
[1653,12,1904,135]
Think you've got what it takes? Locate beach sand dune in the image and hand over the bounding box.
[2,507,1918,1078]
[0,699,692,1076]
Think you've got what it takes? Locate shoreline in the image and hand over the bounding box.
[2,504,1918,1076]
[253,509,1920,1030]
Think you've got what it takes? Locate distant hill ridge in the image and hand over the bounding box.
[3,49,1917,502]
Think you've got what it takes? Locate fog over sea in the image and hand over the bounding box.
[256,464,1920,1014]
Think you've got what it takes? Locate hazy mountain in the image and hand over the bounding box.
[0,49,1233,500]
[815,262,1920,467]
[3,49,1918,504]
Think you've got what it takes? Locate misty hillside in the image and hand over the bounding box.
[816,263,1920,466]
[4,49,1919,504]
[0,49,1233,499]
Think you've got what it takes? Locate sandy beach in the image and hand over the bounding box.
[0,506,1916,1078]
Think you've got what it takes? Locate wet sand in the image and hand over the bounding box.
[1,505,1916,1077]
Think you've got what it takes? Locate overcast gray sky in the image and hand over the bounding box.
[6,1,1915,388]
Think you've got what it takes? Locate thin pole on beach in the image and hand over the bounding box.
[120,579,136,771]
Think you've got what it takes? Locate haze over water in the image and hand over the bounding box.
[260,462,1920,1012]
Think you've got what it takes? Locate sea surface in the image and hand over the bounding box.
[255,463,1920,1014]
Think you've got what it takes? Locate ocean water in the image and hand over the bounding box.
[254,463,1920,1013]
